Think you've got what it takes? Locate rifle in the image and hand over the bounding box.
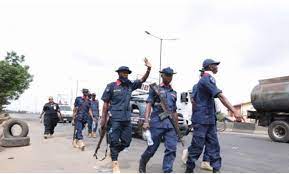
[93,114,109,161]
[150,83,185,146]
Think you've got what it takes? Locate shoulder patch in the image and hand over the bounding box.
[171,93,176,98]
[105,83,114,92]
[210,76,216,84]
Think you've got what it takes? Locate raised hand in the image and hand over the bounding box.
[144,57,152,68]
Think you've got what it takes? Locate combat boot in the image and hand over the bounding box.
[72,139,79,148]
[200,161,213,171]
[92,132,97,138]
[44,134,49,139]
[139,158,148,173]
[112,161,120,173]
[185,167,194,173]
[213,169,220,173]
[77,140,85,151]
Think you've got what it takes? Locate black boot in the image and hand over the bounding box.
[185,168,194,173]
[139,158,148,173]
[213,169,220,173]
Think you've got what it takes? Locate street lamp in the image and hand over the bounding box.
[145,31,178,84]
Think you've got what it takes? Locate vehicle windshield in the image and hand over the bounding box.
[59,105,72,111]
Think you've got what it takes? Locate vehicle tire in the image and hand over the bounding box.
[0,136,30,147]
[0,127,3,139]
[0,114,11,125]
[268,120,289,143]
[3,119,29,138]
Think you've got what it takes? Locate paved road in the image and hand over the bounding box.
[0,113,289,173]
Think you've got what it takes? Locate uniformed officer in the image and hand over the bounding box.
[40,96,62,139]
[90,93,100,138]
[72,88,93,150]
[100,58,152,173]
[139,67,179,173]
[182,77,213,171]
[192,70,213,171]
[185,59,243,173]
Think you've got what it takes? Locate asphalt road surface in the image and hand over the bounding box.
[0,113,289,173]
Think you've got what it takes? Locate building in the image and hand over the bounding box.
[228,102,255,122]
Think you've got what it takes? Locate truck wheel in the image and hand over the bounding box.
[268,121,289,143]
[3,119,29,138]
[0,136,30,147]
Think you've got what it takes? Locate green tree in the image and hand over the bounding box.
[216,112,226,122]
[0,51,33,112]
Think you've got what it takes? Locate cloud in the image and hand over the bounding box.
[1,0,289,112]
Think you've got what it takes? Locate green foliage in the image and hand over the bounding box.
[216,112,226,122]
[0,51,33,112]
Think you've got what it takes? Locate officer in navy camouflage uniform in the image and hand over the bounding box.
[100,58,152,173]
[185,59,243,173]
[139,67,179,173]
[191,70,213,171]
[90,93,100,138]
[72,88,93,150]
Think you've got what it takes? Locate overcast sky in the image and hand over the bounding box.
[1,0,289,112]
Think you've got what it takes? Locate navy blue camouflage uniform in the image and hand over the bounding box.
[74,96,91,140]
[101,78,143,161]
[90,99,100,133]
[186,72,222,171]
[192,84,210,162]
[140,67,178,173]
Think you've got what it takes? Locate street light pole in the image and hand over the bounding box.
[75,80,79,97]
[159,39,162,84]
[145,31,178,84]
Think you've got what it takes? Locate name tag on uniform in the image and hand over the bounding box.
[160,90,165,94]
[113,89,122,93]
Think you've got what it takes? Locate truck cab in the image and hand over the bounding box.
[178,90,192,126]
